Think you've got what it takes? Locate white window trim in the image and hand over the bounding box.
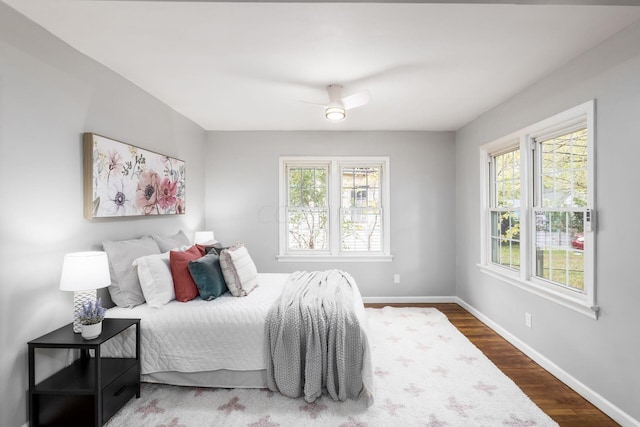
[478,100,597,319]
[278,156,393,262]
[487,144,521,271]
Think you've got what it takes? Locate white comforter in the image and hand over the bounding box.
[104,273,290,373]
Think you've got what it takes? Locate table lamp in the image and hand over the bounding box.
[59,251,111,333]
[194,231,215,244]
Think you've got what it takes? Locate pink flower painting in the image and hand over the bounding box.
[84,133,185,218]
[158,178,178,210]
[136,171,161,214]
[107,149,124,178]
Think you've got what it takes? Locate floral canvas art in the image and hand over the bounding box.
[84,133,186,218]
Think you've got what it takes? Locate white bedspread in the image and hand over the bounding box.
[103,273,289,373]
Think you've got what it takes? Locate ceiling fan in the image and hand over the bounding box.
[304,84,370,122]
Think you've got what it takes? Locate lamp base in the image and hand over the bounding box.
[73,289,97,333]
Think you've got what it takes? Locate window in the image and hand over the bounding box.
[341,166,383,252]
[286,165,329,251]
[489,147,521,271]
[279,157,391,262]
[533,128,588,291]
[480,101,596,318]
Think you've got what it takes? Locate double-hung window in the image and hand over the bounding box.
[279,157,391,261]
[480,101,596,318]
[533,127,589,292]
[489,147,521,271]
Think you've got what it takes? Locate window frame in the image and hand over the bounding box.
[478,101,597,318]
[339,162,385,254]
[488,145,522,272]
[278,156,392,262]
[284,162,331,255]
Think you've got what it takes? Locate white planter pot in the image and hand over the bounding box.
[81,322,102,340]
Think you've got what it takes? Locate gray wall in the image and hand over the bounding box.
[205,131,457,299]
[0,4,206,427]
[455,20,640,423]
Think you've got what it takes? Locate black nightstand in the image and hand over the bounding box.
[28,318,140,427]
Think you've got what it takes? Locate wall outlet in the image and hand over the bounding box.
[525,312,532,328]
[393,274,401,284]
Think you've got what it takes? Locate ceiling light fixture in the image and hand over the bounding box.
[325,106,345,122]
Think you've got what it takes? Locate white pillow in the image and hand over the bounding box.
[133,252,175,308]
[219,245,258,297]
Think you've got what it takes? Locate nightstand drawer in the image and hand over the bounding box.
[102,363,139,423]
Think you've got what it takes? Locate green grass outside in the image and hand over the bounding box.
[496,243,584,290]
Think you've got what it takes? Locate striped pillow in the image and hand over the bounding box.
[219,244,258,297]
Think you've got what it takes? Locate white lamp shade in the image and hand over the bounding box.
[194,231,215,244]
[59,251,111,291]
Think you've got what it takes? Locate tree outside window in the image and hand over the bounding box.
[286,166,328,251]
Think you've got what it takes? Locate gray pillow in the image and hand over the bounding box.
[103,236,161,307]
[151,230,191,252]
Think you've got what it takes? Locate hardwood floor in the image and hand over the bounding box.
[365,303,619,427]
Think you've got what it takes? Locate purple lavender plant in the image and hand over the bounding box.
[76,297,106,325]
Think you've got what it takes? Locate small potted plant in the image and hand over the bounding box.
[77,298,106,340]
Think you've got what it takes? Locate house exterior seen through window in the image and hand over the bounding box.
[340,166,382,252]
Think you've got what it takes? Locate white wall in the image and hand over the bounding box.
[0,4,206,426]
[205,131,457,299]
[455,20,640,424]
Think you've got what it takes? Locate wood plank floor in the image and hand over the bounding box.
[365,303,619,427]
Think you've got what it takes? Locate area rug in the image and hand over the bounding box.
[105,307,558,427]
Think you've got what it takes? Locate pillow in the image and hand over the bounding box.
[219,244,258,297]
[169,245,202,302]
[133,252,175,308]
[187,252,228,301]
[103,236,161,308]
[208,243,228,255]
[195,244,217,256]
[152,230,191,252]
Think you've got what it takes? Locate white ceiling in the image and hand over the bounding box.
[4,1,640,131]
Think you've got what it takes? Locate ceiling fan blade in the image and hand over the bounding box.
[342,90,370,110]
[297,100,328,108]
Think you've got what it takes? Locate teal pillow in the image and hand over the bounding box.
[187,253,228,300]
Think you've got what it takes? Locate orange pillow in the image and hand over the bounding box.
[169,245,202,302]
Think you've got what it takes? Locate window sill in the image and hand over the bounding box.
[277,254,394,263]
[477,264,598,320]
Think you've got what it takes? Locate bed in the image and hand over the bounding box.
[100,236,374,406]
[104,273,289,387]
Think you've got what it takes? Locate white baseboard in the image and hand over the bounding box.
[362,296,458,304]
[456,297,640,427]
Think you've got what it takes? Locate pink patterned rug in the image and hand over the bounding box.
[105,307,557,427]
